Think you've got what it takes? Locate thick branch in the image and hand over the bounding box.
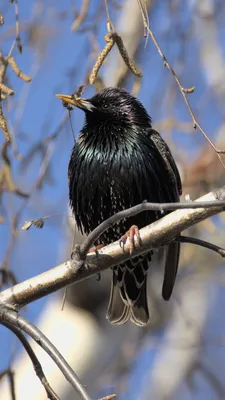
[0,187,225,309]
[79,198,225,258]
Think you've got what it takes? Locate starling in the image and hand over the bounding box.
[56,87,182,326]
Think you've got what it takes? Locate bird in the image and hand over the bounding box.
[56,87,182,326]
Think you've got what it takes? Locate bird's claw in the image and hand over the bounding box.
[119,225,142,255]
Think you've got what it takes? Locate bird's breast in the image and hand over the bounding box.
[69,133,167,242]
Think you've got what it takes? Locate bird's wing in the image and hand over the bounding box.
[149,129,182,196]
[149,129,182,300]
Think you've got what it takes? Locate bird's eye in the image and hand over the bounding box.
[102,103,109,109]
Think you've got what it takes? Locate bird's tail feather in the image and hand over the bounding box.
[162,241,180,301]
[106,271,130,325]
[130,278,149,326]
[107,270,149,326]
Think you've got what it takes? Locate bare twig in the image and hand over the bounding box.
[20,198,225,236]
[71,0,90,32]
[103,0,114,32]
[0,308,91,400]
[137,0,225,168]
[0,368,16,400]
[174,236,225,257]
[11,0,22,54]
[0,268,17,289]
[2,320,60,400]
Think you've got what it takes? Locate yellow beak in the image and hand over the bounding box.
[56,94,95,111]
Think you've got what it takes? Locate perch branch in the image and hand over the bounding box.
[0,187,224,309]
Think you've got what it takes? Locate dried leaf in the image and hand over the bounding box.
[33,218,45,229]
[98,395,117,400]
[21,218,45,231]
[21,221,33,230]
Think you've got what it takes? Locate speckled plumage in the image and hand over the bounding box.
[68,87,182,326]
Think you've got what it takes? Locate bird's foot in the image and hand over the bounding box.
[119,225,142,255]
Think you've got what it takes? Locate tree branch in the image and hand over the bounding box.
[0,187,224,309]
[79,198,225,258]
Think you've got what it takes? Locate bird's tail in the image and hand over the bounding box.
[162,242,180,301]
[106,268,149,327]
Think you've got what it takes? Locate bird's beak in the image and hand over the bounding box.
[56,94,95,112]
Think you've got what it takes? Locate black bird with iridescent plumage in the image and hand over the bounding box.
[57,87,182,326]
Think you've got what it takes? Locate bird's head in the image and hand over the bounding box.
[56,87,152,129]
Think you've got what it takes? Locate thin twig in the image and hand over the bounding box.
[0,308,91,400]
[20,199,225,233]
[2,320,60,400]
[13,0,22,54]
[136,0,225,168]
[71,0,90,32]
[0,367,16,400]
[104,0,114,32]
[175,236,225,257]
